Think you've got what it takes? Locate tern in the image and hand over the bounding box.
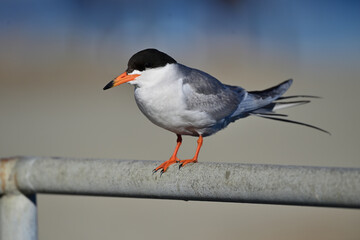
[103,49,329,174]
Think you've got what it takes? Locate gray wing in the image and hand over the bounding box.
[181,65,245,121]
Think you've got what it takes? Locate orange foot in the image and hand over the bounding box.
[153,134,182,175]
[179,158,197,169]
[153,156,180,175]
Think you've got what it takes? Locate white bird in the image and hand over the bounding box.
[103,49,329,174]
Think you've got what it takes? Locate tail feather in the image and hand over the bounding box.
[229,79,329,134]
[248,79,293,99]
[250,111,288,117]
[252,114,331,135]
[277,95,321,100]
[253,100,310,113]
[272,100,310,111]
[251,95,330,134]
[235,79,293,114]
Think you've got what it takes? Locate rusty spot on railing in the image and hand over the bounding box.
[0,158,12,192]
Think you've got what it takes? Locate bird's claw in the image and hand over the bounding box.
[153,158,178,175]
[154,157,197,174]
[153,168,165,177]
[153,168,167,177]
[178,159,197,169]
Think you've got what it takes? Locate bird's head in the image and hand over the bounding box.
[103,48,177,90]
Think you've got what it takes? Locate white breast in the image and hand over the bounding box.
[132,64,215,135]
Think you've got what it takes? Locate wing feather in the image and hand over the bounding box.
[181,66,245,121]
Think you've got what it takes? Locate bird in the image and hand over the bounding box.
[103,48,329,174]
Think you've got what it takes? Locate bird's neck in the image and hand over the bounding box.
[132,63,179,88]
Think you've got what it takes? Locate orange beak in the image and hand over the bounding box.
[103,72,141,90]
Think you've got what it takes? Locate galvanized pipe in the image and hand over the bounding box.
[0,158,37,240]
[0,194,37,240]
[1,156,359,208]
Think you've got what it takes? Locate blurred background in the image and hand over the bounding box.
[1,0,359,239]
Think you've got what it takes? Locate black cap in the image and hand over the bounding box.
[126,49,177,73]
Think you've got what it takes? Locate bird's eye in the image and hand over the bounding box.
[144,62,151,69]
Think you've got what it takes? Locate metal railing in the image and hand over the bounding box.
[1,156,360,240]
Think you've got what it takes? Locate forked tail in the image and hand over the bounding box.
[231,79,330,134]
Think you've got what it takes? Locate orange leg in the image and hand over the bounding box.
[153,134,182,174]
[179,135,203,169]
